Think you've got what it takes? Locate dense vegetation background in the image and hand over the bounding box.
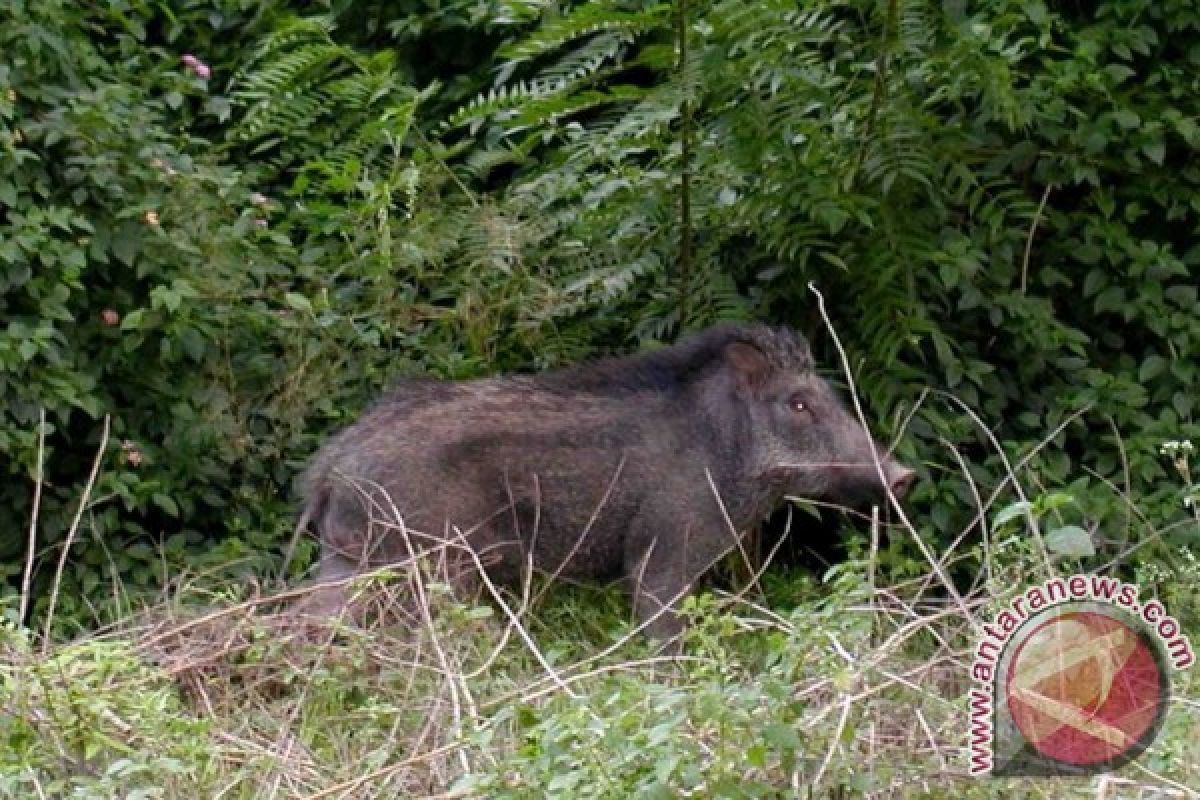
[3,0,1196,627]
[1,0,1197,796]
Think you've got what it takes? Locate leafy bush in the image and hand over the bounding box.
[0,0,338,627]
[435,0,1200,575]
[0,618,217,798]
[3,1,1197,795]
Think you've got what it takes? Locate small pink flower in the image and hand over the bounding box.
[181,54,211,80]
[255,218,269,228]
[121,441,143,468]
[149,158,175,176]
[100,309,120,327]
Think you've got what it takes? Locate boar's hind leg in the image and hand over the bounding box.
[317,546,358,585]
[296,495,374,617]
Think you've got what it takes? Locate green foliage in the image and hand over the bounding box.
[3,0,1198,633]
[3,1,1198,794]
[435,0,1200,575]
[0,0,356,628]
[0,617,217,797]
[231,14,422,185]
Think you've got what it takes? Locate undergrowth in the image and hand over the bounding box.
[3,432,1197,799]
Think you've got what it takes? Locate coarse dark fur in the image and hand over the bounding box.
[288,323,913,646]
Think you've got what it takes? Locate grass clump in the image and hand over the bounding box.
[3,528,1196,798]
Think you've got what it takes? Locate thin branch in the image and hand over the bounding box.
[853,0,898,183]
[1019,183,1053,293]
[812,696,852,788]
[42,415,110,652]
[808,282,977,632]
[20,408,47,627]
[413,126,479,209]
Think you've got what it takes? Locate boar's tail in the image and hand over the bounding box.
[278,475,330,587]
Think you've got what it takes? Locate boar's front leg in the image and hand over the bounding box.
[624,506,743,651]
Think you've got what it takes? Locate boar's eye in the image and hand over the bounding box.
[788,395,810,415]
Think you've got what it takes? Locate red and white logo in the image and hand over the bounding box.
[968,577,1193,776]
[1004,608,1166,769]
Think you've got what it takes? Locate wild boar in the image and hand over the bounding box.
[289,323,914,644]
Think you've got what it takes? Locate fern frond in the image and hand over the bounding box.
[441,81,554,132]
[242,14,339,66]
[531,31,631,92]
[231,13,420,184]
[497,2,669,65]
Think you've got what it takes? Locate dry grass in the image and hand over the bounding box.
[5,498,1196,799]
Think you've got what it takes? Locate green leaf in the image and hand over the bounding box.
[817,252,850,271]
[150,285,182,313]
[284,292,313,313]
[112,223,141,266]
[1103,64,1136,84]
[763,721,801,751]
[1142,140,1165,165]
[1173,392,1193,418]
[120,309,146,330]
[993,501,1033,529]
[1139,355,1167,382]
[1044,526,1095,557]
[205,95,232,123]
[1094,286,1125,314]
[1082,269,1106,296]
[515,705,538,730]
[641,784,674,800]
[1036,492,1076,513]
[1111,110,1140,130]
[938,260,959,288]
[1165,285,1197,308]
[152,493,179,517]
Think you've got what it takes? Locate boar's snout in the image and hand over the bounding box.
[820,449,915,507]
[849,453,912,503]
[885,460,916,499]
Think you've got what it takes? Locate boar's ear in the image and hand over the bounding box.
[723,341,771,393]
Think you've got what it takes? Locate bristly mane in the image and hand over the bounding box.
[536,323,814,395]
